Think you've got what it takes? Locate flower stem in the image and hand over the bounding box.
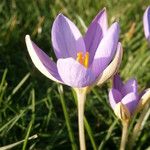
[72,89,97,150]
[120,120,129,150]
[75,88,87,150]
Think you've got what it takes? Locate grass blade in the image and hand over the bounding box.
[58,84,77,150]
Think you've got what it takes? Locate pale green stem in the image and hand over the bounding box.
[128,104,150,150]
[72,89,97,150]
[120,120,129,150]
[76,88,87,150]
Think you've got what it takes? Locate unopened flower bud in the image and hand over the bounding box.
[114,102,130,121]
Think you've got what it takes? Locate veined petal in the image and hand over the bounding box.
[94,7,108,35]
[113,74,124,90]
[52,14,85,59]
[93,22,120,76]
[96,43,123,86]
[109,89,122,109]
[121,79,138,96]
[25,35,62,83]
[84,8,108,64]
[121,92,139,114]
[57,58,96,87]
[143,6,150,41]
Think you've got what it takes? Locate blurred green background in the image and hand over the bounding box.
[0,0,150,149]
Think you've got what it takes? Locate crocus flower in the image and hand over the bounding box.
[25,8,122,88]
[109,74,150,121]
[143,6,150,42]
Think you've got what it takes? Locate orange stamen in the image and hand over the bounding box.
[76,52,89,68]
[76,52,83,64]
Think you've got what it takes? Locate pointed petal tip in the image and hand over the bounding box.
[25,34,30,38]
[54,13,66,22]
[95,7,107,21]
[113,22,120,30]
[25,35,30,41]
[55,13,63,21]
[99,7,106,14]
[57,13,64,17]
[106,22,120,38]
[103,7,106,11]
[25,35,32,47]
[58,13,63,16]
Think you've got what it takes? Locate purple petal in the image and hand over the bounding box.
[84,8,108,64]
[109,89,122,109]
[57,58,96,87]
[94,8,108,35]
[92,22,120,76]
[52,14,85,59]
[143,6,150,42]
[121,92,139,114]
[96,43,123,86]
[121,79,138,96]
[25,35,62,83]
[113,74,124,90]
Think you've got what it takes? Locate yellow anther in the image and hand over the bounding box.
[84,52,89,68]
[76,51,89,68]
[76,52,83,64]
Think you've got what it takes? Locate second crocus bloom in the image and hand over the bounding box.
[109,74,150,121]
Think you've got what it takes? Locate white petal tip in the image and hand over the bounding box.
[25,35,31,44]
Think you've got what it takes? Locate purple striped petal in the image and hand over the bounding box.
[94,8,108,35]
[92,22,120,76]
[96,43,123,86]
[121,92,139,114]
[121,79,138,96]
[143,6,150,42]
[25,35,62,83]
[109,89,122,109]
[57,58,96,87]
[113,74,124,90]
[52,14,85,59]
[84,8,108,64]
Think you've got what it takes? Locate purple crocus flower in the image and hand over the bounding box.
[143,6,150,42]
[109,74,150,120]
[25,8,122,88]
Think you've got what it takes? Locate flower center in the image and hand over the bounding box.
[76,52,89,68]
